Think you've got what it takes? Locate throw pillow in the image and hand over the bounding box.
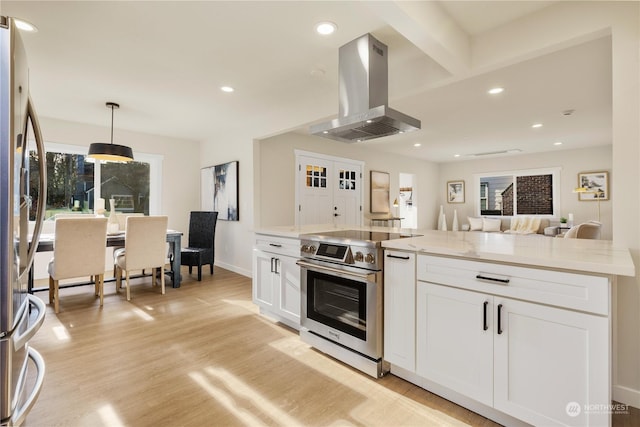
[468,217,483,231]
[483,218,502,232]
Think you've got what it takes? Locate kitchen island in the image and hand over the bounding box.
[381,230,634,427]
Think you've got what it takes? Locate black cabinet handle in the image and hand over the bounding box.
[497,304,503,335]
[269,243,282,248]
[476,274,510,284]
[386,254,411,260]
[483,301,489,331]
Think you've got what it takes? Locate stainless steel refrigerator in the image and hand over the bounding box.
[0,16,47,427]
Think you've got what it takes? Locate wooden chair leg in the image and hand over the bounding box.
[125,270,131,301]
[160,266,165,295]
[115,266,121,292]
[197,264,202,281]
[98,274,104,307]
[49,276,54,303]
[210,263,214,275]
[54,279,60,314]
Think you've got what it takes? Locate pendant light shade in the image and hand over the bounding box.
[88,102,134,162]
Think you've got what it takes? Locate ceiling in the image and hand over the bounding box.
[1,1,611,163]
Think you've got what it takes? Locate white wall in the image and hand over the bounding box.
[254,132,439,230]
[438,145,613,238]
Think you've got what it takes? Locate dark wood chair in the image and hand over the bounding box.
[180,211,218,281]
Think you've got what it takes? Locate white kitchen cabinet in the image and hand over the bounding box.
[413,254,611,427]
[252,235,301,329]
[493,297,608,427]
[416,282,494,407]
[383,250,416,372]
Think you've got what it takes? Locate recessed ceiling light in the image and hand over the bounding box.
[488,87,504,95]
[220,86,234,93]
[554,141,563,146]
[315,22,337,35]
[531,123,543,128]
[14,19,38,32]
[414,143,421,147]
[454,154,461,158]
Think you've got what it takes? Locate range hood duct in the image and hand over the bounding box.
[310,33,421,143]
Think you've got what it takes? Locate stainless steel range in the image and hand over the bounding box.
[297,229,417,378]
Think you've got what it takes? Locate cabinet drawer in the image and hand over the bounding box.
[254,234,300,258]
[417,255,609,315]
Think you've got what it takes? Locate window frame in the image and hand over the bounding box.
[42,142,163,215]
[473,167,561,218]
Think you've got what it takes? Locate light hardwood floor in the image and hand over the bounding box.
[24,267,638,426]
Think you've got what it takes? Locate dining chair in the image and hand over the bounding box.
[48,217,108,313]
[564,221,602,239]
[114,215,168,300]
[180,211,218,281]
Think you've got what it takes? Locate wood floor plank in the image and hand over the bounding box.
[23,267,638,426]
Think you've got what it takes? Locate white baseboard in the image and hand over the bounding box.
[613,384,640,409]
[214,260,252,278]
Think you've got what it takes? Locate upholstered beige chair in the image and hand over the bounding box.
[564,221,602,239]
[48,217,108,313]
[114,215,168,301]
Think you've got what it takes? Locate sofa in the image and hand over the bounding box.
[466,216,551,235]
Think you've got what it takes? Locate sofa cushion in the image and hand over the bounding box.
[468,217,483,231]
[482,218,502,232]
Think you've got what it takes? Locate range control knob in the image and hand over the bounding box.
[308,245,316,254]
[301,245,309,253]
[365,253,376,264]
[354,251,364,262]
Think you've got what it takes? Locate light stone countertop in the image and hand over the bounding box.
[382,230,635,277]
[254,225,635,277]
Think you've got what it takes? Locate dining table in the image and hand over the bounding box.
[28,229,183,293]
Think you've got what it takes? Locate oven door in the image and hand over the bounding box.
[298,260,382,360]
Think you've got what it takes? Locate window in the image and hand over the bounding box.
[474,167,560,217]
[29,142,162,219]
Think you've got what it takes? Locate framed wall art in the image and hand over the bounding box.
[577,171,609,201]
[370,170,390,213]
[447,180,465,203]
[201,160,239,220]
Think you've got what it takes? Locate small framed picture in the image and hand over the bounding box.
[577,171,609,201]
[447,180,465,203]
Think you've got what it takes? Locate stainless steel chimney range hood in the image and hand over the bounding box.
[310,33,421,143]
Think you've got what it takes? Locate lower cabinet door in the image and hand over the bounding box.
[493,298,609,427]
[252,249,275,308]
[416,282,494,407]
[277,255,301,325]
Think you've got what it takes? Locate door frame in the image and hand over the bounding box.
[294,150,364,226]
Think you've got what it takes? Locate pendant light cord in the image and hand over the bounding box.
[110,104,114,145]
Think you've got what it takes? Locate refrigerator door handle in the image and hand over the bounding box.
[18,96,46,282]
[12,295,45,350]
[10,347,45,427]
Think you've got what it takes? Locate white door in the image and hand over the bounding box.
[333,161,361,226]
[277,255,301,326]
[493,298,609,427]
[296,152,362,226]
[252,249,275,309]
[384,251,416,371]
[416,282,494,407]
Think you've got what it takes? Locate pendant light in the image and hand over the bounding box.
[88,102,134,162]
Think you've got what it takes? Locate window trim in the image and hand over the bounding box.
[473,167,561,217]
[43,142,163,215]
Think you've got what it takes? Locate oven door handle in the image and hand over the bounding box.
[296,260,377,282]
